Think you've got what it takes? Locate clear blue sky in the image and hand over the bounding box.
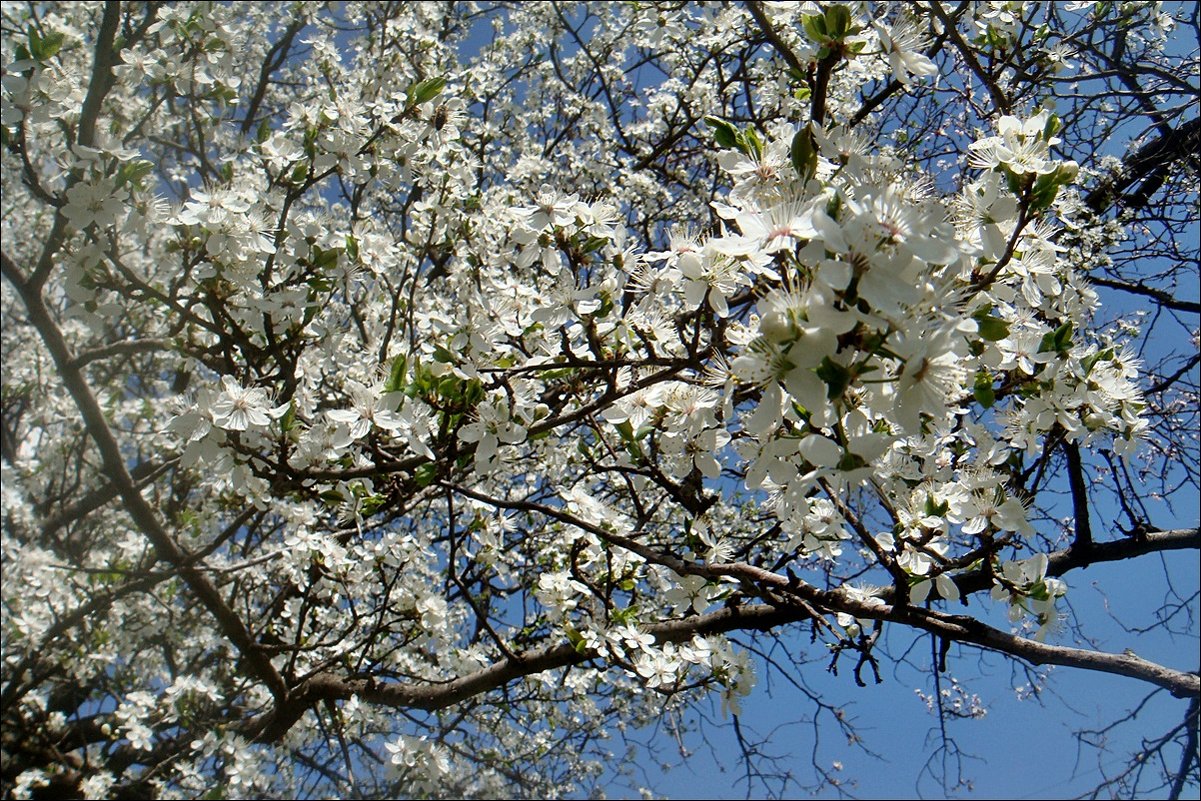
[635,549,1198,800]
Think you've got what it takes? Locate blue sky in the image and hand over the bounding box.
[636,549,1198,799]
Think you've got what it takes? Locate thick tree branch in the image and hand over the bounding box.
[1064,441,1094,556]
[744,2,809,86]
[1085,116,1201,214]
[918,528,1200,603]
[75,1,121,153]
[1,250,289,705]
[28,0,122,293]
[257,559,1200,744]
[1086,275,1201,315]
[927,0,1012,115]
[254,603,806,743]
[242,489,1200,745]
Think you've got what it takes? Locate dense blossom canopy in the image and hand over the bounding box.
[1,2,1198,799]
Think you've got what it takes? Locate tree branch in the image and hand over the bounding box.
[1086,275,1201,315]
[1085,116,1201,215]
[1064,441,1094,556]
[1,250,289,705]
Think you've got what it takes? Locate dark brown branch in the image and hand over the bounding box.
[1148,353,1201,395]
[1085,116,1201,214]
[253,602,806,743]
[66,338,176,369]
[239,18,307,137]
[1086,275,1201,315]
[1169,698,1200,800]
[2,250,289,705]
[927,0,1012,115]
[28,1,120,293]
[75,1,121,153]
[1064,441,1094,556]
[912,528,1200,604]
[744,2,809,83]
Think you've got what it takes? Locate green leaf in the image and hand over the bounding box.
[279,402,296,433]
[976,315,1011,342]
[816,356,852,399]
[802,13,829,42]
[306,275,334,293]
[115,160,154,190]
[1002,165,1024,195]
[413,463,438,487]
[924,494,951,517]
[360,494,386,516]
[790,124,818,181]
[345,234,359,262]
[28,26,65,62]
[255,118,272,144]
[437,375,462,399]
[703,116,739,149]
[432,345,455,364]
[312,246,340,270]
[385,354,408,394]
[1041,112,1061,142]
[972,305,1011,341]
[836,451,867,471]
[408,76,447,106]
[1081,348,1114,376]
[1055,322,1074,351]
[742,127,764,160]
[825,5,852,37]
[564,625,588,654]
[974,371,996,408]
[1030,175,1059,210]
[1038,322,1074,355]
[1030,161,1078,210]
[581,235,608,254]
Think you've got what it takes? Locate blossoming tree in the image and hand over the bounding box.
[2,1,1197,798]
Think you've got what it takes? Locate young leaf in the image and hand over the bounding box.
[115,161,154,190]
[28,26,65,62]
[974,371,996,408]
[791,124,818,181]
[385,354,408,394]
[971,305,1011,342]
[816,356,852,399]
[825,5,852,38]
[1038,322,1074,354]
[802,13,829,43]
[408,76,447,106]
[742,127,764,160]
[704,116,739,149]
